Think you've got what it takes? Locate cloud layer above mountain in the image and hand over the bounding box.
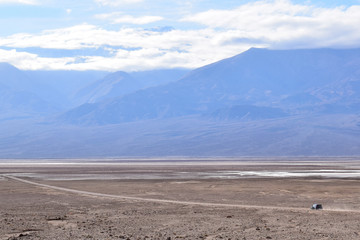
[0,0,359,71]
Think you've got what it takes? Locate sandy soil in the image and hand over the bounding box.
[1,160,360,239]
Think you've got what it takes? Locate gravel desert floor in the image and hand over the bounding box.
[1,159,360,240]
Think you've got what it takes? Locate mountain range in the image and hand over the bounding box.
[61,48,360,124]
[0,48,359,158]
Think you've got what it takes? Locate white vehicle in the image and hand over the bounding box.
[311,204,323,210]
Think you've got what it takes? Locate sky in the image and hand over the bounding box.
[0,0,359,71]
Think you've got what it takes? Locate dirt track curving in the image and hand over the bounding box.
[5,175,360,214]
[1,162,360,239]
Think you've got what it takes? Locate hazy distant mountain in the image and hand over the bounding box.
[61,48,360,125]
[0,63,56,118]
[0,62,33,91]
[25,70,109,107]
[2,114,360,158]
[74,71,141,104]
[0,84,52,113]
[129,69,189,87]
[207,105,289,121]
[0,63,188,121]
[74,69,189,105]
[1,49,360,158]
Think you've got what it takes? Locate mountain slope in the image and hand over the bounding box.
[129,69,189,88]
[0,62,34,91]
[74,71,141,104]
[0,63,57,118]
[25,70,109,108]
[74,69,189,106]
[61,48,360,125]
[2,114,360,157]
[206,105,289,121]
[1,49,360,158]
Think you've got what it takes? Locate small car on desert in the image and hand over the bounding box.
[311,204,323,210]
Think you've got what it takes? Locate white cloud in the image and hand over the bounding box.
[0,0,360,71]
[0,25,102,49]
[95,12,163,25]
[0,49,76,70]
[94,0,143,6]
[182,0,360,49]
[0,24,253,71]
[0,0,38,4]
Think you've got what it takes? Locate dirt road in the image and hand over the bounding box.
[4,174,359,214]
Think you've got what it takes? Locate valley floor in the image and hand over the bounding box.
[1,160,360,239]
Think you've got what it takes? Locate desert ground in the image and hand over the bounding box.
[1,159,360,240]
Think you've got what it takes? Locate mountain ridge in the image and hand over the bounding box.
[1,48,360,157]
[60,47,360,125]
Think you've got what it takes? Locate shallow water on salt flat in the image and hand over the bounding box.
[5,169,360,181]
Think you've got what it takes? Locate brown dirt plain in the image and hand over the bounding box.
[1,159,360,240]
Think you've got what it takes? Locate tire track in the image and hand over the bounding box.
[4,175,359,213]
